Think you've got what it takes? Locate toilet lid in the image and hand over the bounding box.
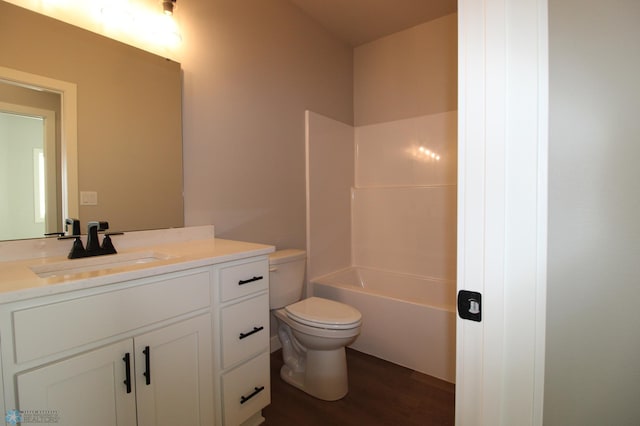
[285,297,362,330]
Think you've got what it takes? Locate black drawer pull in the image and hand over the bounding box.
[240,386,265,405]
[143,346,151,385]
[238,276,263,285]
[123,353,132,394]
[239,326,264,340]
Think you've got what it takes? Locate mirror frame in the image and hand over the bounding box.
[0,65,78,227]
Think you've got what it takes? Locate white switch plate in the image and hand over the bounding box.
[80,191,98,205]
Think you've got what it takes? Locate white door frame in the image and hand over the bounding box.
[0,66,78,225]
[0,102,58,235]
[456,0,548,424]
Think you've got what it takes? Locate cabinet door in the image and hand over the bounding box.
[16,340,136,426]
[135,314,213,426]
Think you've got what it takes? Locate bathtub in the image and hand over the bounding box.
[312,267,456,383]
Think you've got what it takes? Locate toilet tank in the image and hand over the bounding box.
[269,249,306,309]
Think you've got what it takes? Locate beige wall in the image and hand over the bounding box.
[179,0,353,249]
[545,0,640,424]
[354,13,457,126]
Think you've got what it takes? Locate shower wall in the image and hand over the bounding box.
[352,112,457,280]
[305,108,457,378]
[306,13,458,287]
[305,111,354,282]
[352,13,458,281]
[306,109,457,285]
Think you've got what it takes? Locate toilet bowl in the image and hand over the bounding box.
[269,250,362,401]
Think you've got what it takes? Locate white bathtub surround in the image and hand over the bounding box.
[305,111,354,281]
[313,267,456,383]
[355,112,457,189]
[317,266,455,310]
[353,112,457,281]
[306,110,457,280]
[352,186,456,281]
[306,110,457,383]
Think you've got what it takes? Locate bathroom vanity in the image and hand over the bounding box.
[0,226,273,426]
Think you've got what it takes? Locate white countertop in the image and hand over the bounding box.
[0,226,274,304]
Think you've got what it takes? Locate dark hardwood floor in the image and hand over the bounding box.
[262,349,455,426]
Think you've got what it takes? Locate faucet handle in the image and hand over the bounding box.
[65,218,81,236]
[45,232,65,237]
[87,221,109,232]
[101,234,118,255]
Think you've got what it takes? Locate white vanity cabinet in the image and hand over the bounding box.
[16,314,211,426]
[133,314,213,426]
[213,258,271,426]
[18,339,138,426]
[0,246,273,426]
[0,268,214,426]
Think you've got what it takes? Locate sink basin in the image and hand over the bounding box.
[30,251,172,278]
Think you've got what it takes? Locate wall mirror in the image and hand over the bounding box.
[0,1,183,241]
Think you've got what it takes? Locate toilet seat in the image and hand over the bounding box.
[285,297,362,330]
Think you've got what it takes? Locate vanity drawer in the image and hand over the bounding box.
[219,259,268,302]
[221,293,269,369]
[222,351,270,426]
[12,269,210,364]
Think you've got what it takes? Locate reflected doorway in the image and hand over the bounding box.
[0,104,58,240]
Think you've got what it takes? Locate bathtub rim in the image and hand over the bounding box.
[311,265,456,313]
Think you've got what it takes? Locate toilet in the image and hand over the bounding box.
[269,249,362,401]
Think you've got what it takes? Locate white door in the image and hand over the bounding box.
[0,103,57,240]
[16,340,137,426]
[134,314,213,426]
[456,0,548,424]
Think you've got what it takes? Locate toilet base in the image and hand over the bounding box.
[279,347,349,401]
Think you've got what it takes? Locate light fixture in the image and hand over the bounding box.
[162,0,176,15]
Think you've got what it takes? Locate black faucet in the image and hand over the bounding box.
[86,221,105,252]
[64,220,119,259]
[84,221,118,257]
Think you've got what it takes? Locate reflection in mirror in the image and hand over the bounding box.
[1,97,58,239]
[0,69,78,241]
[0,1,183,241]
